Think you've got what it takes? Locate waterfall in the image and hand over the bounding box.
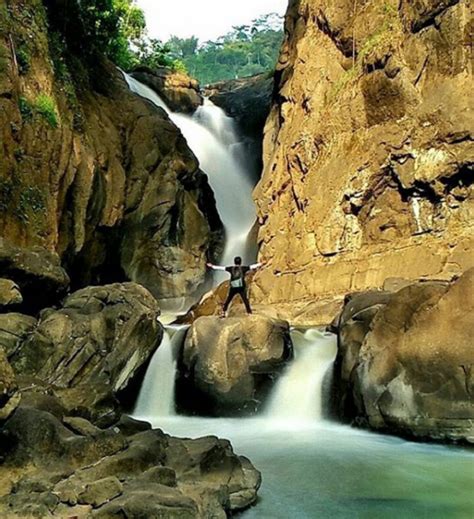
[266,329,338,421]
[123,73,257,284]
[133,325,188,418]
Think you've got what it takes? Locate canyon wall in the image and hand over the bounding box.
[252,0,473,323]
[0,0,222,305]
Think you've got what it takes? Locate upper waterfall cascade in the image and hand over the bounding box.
[123,73,257,286]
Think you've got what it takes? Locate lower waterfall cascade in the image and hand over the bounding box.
[125,75,474,519]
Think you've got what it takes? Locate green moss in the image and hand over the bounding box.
[327,2,401,101]
[0,177,46,226]
[18,95,59,128]
[34,94,58,128]
[359,2,401,63]
[19,187,46,213]
[15,44,30,75]
[0,5,11,35]
[0,45,8,74]
[18,96,33,121]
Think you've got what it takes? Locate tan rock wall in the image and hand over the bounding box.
[251,0,473,323]
[0,0,222,303]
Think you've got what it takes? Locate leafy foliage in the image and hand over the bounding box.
[165,13,284,84]
[18,95,58,128]
[34,94,59,128]
[75,0,146,69]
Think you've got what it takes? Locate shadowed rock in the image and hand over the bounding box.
[0,409,261,518]
[333,270,474,442]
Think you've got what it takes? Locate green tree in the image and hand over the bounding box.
[76,0,146,69]
[166,13,284,84]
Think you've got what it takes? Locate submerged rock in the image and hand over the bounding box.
[0,408,261,518]
[179,315,293,415]
[333,270,474,443]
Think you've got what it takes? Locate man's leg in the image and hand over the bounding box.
[223,288,237,315]
[239,289,253,314]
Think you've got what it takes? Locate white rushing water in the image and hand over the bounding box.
[133,325,188,417]
[266,328,337,421]
[123,74,257,284]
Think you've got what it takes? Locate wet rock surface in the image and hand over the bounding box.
[333,270,474,442]
[179,315,293,415]
[0,409,261,518]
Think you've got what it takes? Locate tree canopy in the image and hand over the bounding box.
[165,13,284,84]
[59,2,283,81]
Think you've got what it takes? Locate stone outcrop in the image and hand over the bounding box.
[0,408,261,518]
[0,279,22,308]
[252,0,474,325]
[0,239,69,312]
[179,315,293,415]
[333,269,474,442]
[0,0,223,306]
[132,66,203,113]
[6,283,162,425]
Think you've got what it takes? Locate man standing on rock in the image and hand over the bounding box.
[206,257,263,316]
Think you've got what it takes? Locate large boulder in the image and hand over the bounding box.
[0,313,37,358]
[131,66,203,113]
[8,283,162,424]
[0,408,261,518]
[333,270,474,442]
[179,315,293,415]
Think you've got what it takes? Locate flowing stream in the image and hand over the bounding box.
[126,74,473,519]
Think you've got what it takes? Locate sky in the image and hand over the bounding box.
[136,0,289,42]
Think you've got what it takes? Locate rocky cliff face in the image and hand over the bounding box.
[252,0,473,324]
[0,0,222,306]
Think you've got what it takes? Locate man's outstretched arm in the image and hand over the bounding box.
[206,262,226,271]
